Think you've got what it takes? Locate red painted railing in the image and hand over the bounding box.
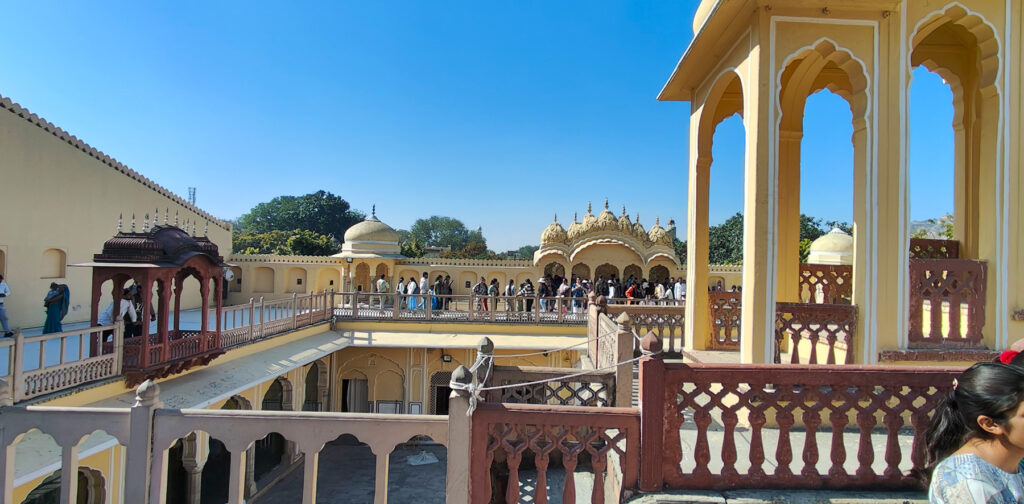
[708,291,741,350]
[908,259,986,348]
[638,357,959,492]
[775,302,857,364]
[909,238,959,259]
[798,264,852,304]
[470,402,640,504]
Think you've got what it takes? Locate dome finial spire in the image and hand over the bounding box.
[553,213,557,223]
[587,202,592,215]
[622,205,627,217]
[635,212,640,223]
[573,212,578,223]
[604,198,609,210]
[656,216,660,226]
[372,204,376,218]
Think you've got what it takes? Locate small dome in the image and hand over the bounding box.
[632,213,646,237]
[808,227,854,265]
[648,217,670,245]
[596,200,616,230]
[343,210,400,244]
[617,206,633,232]
[581,202,597,232]
[567,212,582,241]
[540,215,567,245]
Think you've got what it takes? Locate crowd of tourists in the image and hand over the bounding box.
[360,272,689,313]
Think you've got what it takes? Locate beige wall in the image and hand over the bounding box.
[0,100,231,329]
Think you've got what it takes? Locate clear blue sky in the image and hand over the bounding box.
[0,1,953,251]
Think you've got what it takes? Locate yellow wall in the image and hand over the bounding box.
[0,99,232,329]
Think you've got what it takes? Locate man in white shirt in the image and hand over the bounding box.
[375,274,390,308]
[98,289,138,340]
[419,272,428,310]
[0,274,11,337]
[674,278,685,302]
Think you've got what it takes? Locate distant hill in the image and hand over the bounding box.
[910,213,953,239]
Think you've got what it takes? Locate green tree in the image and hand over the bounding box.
[409,216,483,250]
[673,238,687,266]
[447,241,491,259]
[708,213,744,264]
[516,245,539,260]
[232,230,293,254]
[236,191,364,241]
[286,229,340,256]
[400,237,425,258]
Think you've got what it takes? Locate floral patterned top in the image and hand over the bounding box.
[929,454,1024,503]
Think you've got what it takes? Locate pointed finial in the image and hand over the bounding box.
[174,210,179,227]
[604,198,609,210]
[117,213,123,233]
[372,204,376,217]
[622,205,627,217]
[191,221,196,236]
[553,213,557,223]
[155,207,159,226]
[636,213,640,223]
[587,202,592,214]
[204,220,209,236]
[131,214,136,233]
[143,213,150,232]
[573,212,578,223]
[656,216,660,226]
[164,208,169,225]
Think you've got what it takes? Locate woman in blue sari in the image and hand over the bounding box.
[43,283,69,334]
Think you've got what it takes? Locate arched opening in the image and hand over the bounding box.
[21,467,105,504]
[374,263,389,284]
[316,435,375,501]
[252,432,288,490]
[542,262,565,278]
[374,369,404,413]
[571,263,590,282]
[315,268,341,293]
[199,437,231,504]
[649,265,670,284]
[387,436,447,503]
[285,267,307,294]
[429,371,453,415]
[594,263,618,283]
[40,248,67,279]
[354,263,370,293]
[253,267,275,294]
[623,264,643,284]
[340,369,370,413]
[303,360,328,411]
[707,111,745,267]
[908,67,955,237]
[262,377,291,411]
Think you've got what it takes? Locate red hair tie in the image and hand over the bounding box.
[999,350,1020,364]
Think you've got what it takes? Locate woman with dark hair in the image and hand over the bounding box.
[926,362,1024,503]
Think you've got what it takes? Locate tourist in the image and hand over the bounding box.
[473,277,487,312]
[625,282,636,305]
[557,276,570,313]
[674,277,685,303]
[520,279,535,313]
[98,288,138,341]
[487,279,499,313]
[537,277,548,311]
[926,362,1024,503]
[0,274,12,337]
[432,275,444,310]
[396,277,406,308]
[42,282,69,334]
[608,280,617,300]
[571,279,584,313]
[654,280,665,306]
[442,275,453,310]
[375,274,389,308]
[503,280,516,311]
[419,273,428,310]
[406,277,419,310]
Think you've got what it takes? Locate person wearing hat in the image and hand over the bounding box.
[519,279,535,313]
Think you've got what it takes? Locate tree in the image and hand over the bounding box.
[287,229,340,256]
[409,216,480,251]
[516,245,539,260]
[708,213,744,264]
[236,191,364,242]
[231,229,339,255]
[401,237,425,258]
[673,238,687,266]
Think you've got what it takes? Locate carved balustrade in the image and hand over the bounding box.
[4,324,123,402]
[798,264,852,304]
[643,360,959,492]
[909,238,959,259]
[708,291,741,350]
[908,259,986,348]
[332,292,588,325]
[607,304,685,354]
[485,365,616,407]
[774,302,857,364]
[216,292,332,349]
[470,402,640,504]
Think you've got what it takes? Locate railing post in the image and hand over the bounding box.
[248,298,255,341]
[426,293,433,321]
[469,293,476,321]
[393,293,400,320]
[258,297,265,338]
[11,330,24,403]
[113,321,125,375]
[447,366,473,504]
[291,293,298,330]
[489,295,496,322]
[133,380,162,504]
[614,312,633,408]
[638,330,665,492]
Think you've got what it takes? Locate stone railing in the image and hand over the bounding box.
[607,303,685,354]
[774,302,857,364]
[707,291,741,350]
[798,264,852,304]
[226,254,343,265]
[637,337,960,492]
[909,238,959,259]
[398,257,534,268]
[332,292,588,325]
[219,292,332,348]
[0,381,451,504]
[908,258,986,348]
[469,402,640,504]
[485,365,616,407]
[2,323,123,402]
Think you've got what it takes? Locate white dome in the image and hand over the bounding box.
[807,227,853,265]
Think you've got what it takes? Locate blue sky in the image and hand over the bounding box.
[1,2,953,251]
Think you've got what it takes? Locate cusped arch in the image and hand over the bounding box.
[777,38,870,132]
[696,68,745,157]
[910,2,1000,92]
[568,238,645,265]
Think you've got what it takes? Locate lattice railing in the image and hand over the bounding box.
[798,264,852,304]
[486,366,616,407]
[908,259,986,348]
[470,403,639,504]
[774,302,857,364]
[11,324,122,402]
[708,291,741,350]
[651,362,959,491]
[607,304,685,354]
[909,238,959,259]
